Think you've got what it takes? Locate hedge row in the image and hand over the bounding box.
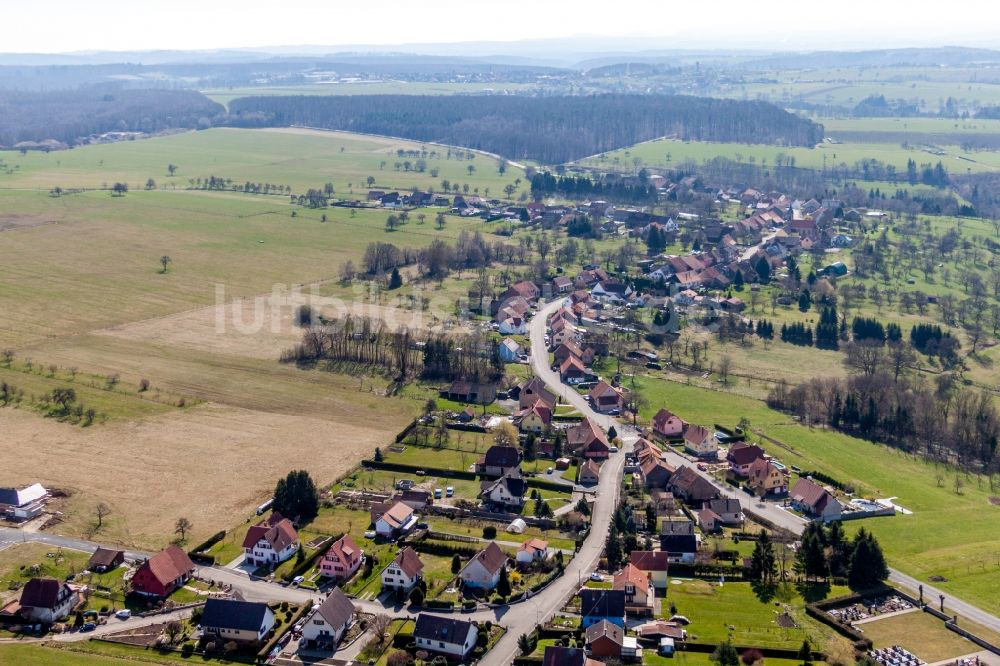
[799,469,846,491]
[256,602,311,663]
[281,532,343,583]
[189,530,226,557]
[526,477,572,493]
[413,540,482,559]
[365,459,478,481]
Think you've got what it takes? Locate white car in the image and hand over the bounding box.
[115,609,131,620]
[590,572,603,582]
[292,575,305,586]
[364,529,377,538]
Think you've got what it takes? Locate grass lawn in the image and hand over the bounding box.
[1,641,247,665]
[645,652,808,666]
[0,542,92,589]
[858,612,978,662]
[635,374,1000,615]
[663,579,850,650]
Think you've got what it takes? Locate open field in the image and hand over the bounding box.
[663,579,851,650]
[577,135,1000,175]
[635,375,1000,615]
[0,400,411,548]
[0,642,248,666]
[0,130,520,547]
[858,611,978,662]
[0,127,526,195]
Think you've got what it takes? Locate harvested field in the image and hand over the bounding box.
[0,214,57,232]
[0,402,411,550]
[96,286,455,362]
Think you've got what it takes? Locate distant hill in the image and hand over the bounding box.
[742,46,1000,70]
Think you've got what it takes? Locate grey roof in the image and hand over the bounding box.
[316,588,355,629]
[579,588,626,618]
[200,598,271,632]
[543,646,589,666]
[660,520,694,536]
[414,613,476,645]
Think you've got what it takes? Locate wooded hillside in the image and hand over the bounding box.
[0,88,224,147]
[227,94,824,163]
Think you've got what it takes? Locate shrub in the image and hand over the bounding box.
[483,526,497,539]
[387,651,411,666]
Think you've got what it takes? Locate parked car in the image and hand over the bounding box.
[589,572,603,582]
[446,486,454,497]
[81,622,96,632]
[646,362,663,370]
[364,530,376,539]
[609,446,619,453]
[292,575,304,586]
[434,488,443,499]
[115,609,131,620]
[396,479,415,490]
[546,467,554,474]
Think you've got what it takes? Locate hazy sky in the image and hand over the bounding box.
[6,0,999,53]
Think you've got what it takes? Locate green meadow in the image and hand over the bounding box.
[635,374,1000,615]
[0,126,526,196]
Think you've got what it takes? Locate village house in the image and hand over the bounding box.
[498,337,522,363]
[553,276,574,294]
[660,520,698,564]
[516,538,550,567]
[372,501,418,539]
[543,646,606,666]
[391,490,433,511]
[567,418,611,459]
[87,547,124,573]
[559,355,588,384]
[515,401,551,433]
[460,542,507,591]
[651,408,686,439]
[200,598,275,645]
[667,466,718,504]
[300,588,356,650]
[790,478,844,522]
[319,534,364,581]
[683,424,719,458]
[382,547,424,593]
[726,442,766,476]
[640,457,675,490]
[629,551,670,589]
[578,459,602,485]
[0,483,48,521]
[413,614,479,660]
[614,563,654,616]
[498,313,527,335]
[588,380,625,414]
[19,578,79,623]
[703,498,743,526]
[747,458,788,497]
[476,445,521,477]
[130,545,195,597]
[553,341,593,367]
[443,379,497,405]
[479,470,528,511]
[635,620,687,644]
[585,620,626,660]
[580,588,627,628]
[519,377,556,410]
[242,513,299,568]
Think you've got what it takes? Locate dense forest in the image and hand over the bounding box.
[0,88,224,147]
[226,94,824,163]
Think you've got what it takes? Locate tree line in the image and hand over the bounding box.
[282,313,503,383]
[767,372,1000,474]
[226,94,824,164]
[529,172,659,203]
